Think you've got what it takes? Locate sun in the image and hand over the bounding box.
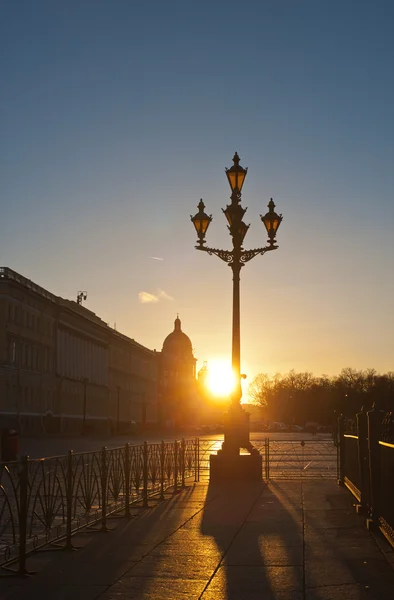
[206,359,235,397]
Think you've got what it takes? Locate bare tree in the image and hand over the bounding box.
[247,372,282,409]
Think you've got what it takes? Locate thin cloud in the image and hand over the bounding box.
[158,289,173,301]
[149,256,164,261]
[138,289,174,303]
[138,291,159,303]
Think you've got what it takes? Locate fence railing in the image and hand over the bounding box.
[0,438,199,575]
[338,407,394,548]
[198,437,337,481]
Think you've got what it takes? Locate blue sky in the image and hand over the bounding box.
[1,1,393,390]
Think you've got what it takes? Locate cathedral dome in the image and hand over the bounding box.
[162,316,193,357]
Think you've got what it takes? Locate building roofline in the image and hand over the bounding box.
[0,266,154,355]
[0,267,58,303]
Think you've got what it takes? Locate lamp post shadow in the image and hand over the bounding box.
[200,480,304,599]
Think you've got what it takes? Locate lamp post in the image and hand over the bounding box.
[191,152,282,480]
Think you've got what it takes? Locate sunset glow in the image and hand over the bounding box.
[206,360,235,397]
[2,3,393,386]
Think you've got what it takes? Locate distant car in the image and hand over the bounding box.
[318,425,332,434]
[268,422,286,432]
[200,426,213,434]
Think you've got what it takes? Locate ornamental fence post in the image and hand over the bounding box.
[101,447,109,532]
[173,440,178,493]
[124,443,131,518]
[197,437,200,482]
[143,441,149,508]
[367,404,382,525]
[337,415,345,485]
[65,450,74,549]
[181,438,185,488]
[17,455,29,576]
[356,408,369,512]
[194,437,198,482]
[264,438,269,481]
[160,440,165,501]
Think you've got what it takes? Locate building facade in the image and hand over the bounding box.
[108,331,158,433]
[0,268,58,434]
[0,267,158,434]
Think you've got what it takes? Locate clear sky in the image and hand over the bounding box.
[1,1,393,395]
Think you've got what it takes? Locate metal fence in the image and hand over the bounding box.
[198,438,338,481]
[0,438,198,575]
[338,408,394,549]
[342,435,361,500]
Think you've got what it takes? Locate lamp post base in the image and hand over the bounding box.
[209,404,262,482]
[210,452,262,482]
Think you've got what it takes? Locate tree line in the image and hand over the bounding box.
[247,368,394,426]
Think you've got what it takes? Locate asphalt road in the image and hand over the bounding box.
[18,431,333,459]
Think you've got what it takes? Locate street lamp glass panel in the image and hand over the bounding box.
[238,221,249,243]
[191,200,212,236]
[223,203,246,227]
[225,153,248,193]
[192,215,210,235]
[261,199,282,237]
[262,214,281,235]
[226,169,247,193]
[224,206,233,226]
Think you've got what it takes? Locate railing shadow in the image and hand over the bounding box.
[0,484,200,595]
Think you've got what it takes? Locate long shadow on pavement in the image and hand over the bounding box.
[0,486,214,600]
[200,480,304,600]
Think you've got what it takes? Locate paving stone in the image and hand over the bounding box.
[305,557,394,589]
[232,523,303,551]
[179,515,205,529]
[149,536,224,559]
[127,553,219,579]
[225,539,303,566]
[303,493,353,511]
[304,508,360,529]
[34,560,136,585]
[170,526,237,548]
[305,541,383,562]
[206,564,304,594]
[247,502,303,520]
[201,586,303,600]
[305,527,376,547]
[306,583,394,600]
[99,577,206,599]
[0,585,107,600]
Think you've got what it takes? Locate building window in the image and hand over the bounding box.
[21,344,26,369]
[10,341,16,365]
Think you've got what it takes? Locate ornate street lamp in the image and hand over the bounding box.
[191,152,282,480]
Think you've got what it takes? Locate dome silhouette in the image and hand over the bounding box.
[162,316,193,357]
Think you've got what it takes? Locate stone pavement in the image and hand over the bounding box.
[1,480,394,600]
